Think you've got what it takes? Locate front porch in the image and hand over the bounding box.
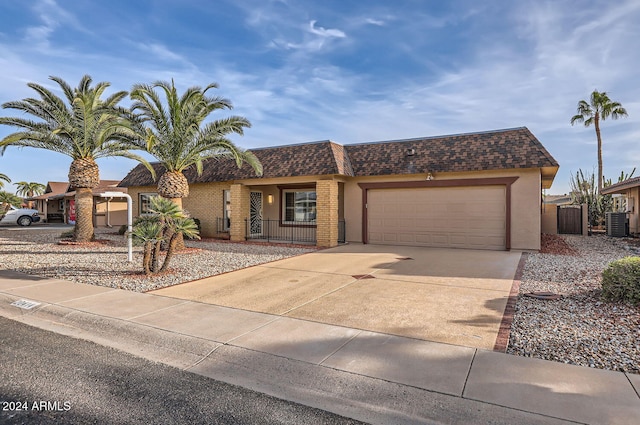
[223,179,345,248]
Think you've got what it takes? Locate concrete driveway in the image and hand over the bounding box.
[152,244,522,350]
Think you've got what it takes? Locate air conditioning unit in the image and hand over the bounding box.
[606,212,628,237]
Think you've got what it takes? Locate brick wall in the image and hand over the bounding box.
[316,180,339,247]
[125,183,231,238]
[230,184,250,241]
[182,182,230,237]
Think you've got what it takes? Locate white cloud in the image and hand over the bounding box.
[365,18,385,26]
[308,20,346,38]
[138,43,184,62]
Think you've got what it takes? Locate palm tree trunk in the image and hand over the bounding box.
[170,197,185,250]
[159,233,179,272]
[143,243,152,275]
[595,114,603,195]
[73,188,94,242]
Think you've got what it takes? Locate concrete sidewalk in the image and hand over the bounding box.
[1,269,639,424]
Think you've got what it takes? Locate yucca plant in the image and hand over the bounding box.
[0,75,152,241]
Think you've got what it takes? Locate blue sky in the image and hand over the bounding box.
[1,0,639,195]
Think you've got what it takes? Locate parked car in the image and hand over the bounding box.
[0,206,41,226]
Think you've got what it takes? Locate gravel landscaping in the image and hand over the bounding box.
[0,227,315,292]
[1,226,638,374]
[507,234,640,374]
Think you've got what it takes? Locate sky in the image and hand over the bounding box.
[0,0,639,195]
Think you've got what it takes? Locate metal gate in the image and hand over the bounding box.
[558,205,582,234]
[249,191,263,236]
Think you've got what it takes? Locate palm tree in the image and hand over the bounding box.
[571,90,628,194]
[0,173,10,189]
[14,181,46,208]
[130,80,262,208]
[0,191,22,212]
[0,75,152,241]
[130,80,262,249]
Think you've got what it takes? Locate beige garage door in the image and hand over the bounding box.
[367,186,506,250]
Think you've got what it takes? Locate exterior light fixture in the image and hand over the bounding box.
[267,194,274,204]
[426,172,434,181]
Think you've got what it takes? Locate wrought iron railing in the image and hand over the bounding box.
[216,217,229,233]
[243,219,346,244]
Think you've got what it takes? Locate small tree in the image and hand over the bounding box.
[130,196,199,275]
[0,191,22,212]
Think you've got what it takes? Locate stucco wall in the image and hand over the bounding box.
[541,204,558,234]
[95,199,128,227]
[343,168,543,250]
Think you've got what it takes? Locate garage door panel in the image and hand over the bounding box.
[368,186,506,250]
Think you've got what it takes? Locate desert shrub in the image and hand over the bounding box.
[60,229,74,239]
[118,224,127,235]
[190,218,201,239]
[602,257,640,304]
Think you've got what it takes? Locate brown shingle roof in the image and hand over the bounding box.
[119,141,349,187]
[31,182,69,200]
[602,176,640,195]
[344,127,558,176]
[118,127,558,187]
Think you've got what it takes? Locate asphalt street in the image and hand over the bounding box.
[0,316,366,425]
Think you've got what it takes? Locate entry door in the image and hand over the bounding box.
[249,191,263,236]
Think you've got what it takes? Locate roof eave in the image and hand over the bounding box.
[541,165,559,190]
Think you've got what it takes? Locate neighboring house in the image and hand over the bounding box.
[119,127,559,250]
[602,177,640,235]
[30,182,69,222]
[29,180,128,226]
[543,194,572,205]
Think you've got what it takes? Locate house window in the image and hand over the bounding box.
[283,190,316,223]
[139,193,158,214]
[223,190,231,230]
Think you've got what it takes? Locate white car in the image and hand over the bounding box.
[0,206,41,226]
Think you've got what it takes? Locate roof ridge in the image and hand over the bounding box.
[344,127,527,147]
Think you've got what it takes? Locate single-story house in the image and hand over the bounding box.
[602,177,640,235]
[30,180,128,226]
[118,127,559,250]
[30,182,69,222]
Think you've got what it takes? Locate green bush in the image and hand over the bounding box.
[601,257,640,304]
[118,224,127,235]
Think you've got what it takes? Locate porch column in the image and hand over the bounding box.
[230,183,250,242]
[316,180,339,248]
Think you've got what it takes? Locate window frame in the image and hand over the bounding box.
[138,192,158,215]
[280,188,317,226]
[223,189,231,231]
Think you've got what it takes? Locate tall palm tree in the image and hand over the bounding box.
[14,181,46,208]
[130,80,262,247]
[0,75,152,241]
[0,173,10,189]
[130,80,262,206]
[571,90,628,194]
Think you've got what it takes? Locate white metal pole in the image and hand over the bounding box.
[125,194,132,263]
[99,192,133,262]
